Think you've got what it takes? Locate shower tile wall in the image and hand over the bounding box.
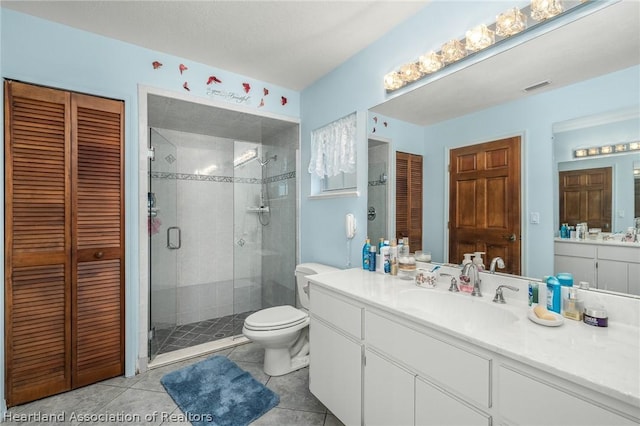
[152,129,262,326]
[368,144,388,244]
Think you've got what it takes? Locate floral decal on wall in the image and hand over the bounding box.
[150,59,290,109]
[370,116,389,134]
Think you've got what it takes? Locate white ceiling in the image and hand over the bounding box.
[1,0,428,91]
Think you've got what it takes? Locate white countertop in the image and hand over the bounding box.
[309,267,640,408]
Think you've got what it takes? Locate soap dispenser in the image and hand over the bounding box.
[472,252,485,271]
[462,253,473,266]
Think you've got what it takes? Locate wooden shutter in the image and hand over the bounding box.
[71,93,124,387]
[4,81,72,406]
[396,152,423,252]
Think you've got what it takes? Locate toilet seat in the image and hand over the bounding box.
[244,305,308,331]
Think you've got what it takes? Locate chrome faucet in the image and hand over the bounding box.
[489,257,505,274]
[493,285,519,303]
[461,262,482,297]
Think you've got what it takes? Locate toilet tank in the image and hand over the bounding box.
[295,263,339,310]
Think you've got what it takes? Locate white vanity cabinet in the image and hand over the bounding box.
[308,286,363,426]
[497,364,637,426]
[554,240,640,295]
[364,349,414,426]
[308,271,640,426]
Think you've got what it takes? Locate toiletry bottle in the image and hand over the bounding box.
[562,287,583,321]
[368,246,377,272]
[382,240,391,274]
[528,282,539,306]
[378,238,385,252]
[472,252,485,271]
[546,276,561,314]
[389,239,398,276]
[462,253,472,266]
[402,237,410,256]
[560,223,568,238]
[362,238,371,270]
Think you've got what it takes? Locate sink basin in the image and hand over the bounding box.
[396,289,519,331]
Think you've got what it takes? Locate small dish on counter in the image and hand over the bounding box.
[527,307,564,327]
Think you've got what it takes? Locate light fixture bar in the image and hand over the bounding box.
[574,141,640,158]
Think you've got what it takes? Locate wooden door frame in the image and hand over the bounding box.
[443,134,525,273]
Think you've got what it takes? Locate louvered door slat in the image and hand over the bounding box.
[72,93,124,387]
[4,81,72,406]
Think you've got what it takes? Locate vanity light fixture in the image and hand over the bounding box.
[384,71,404,91]
[399,62,422,82]
[383,0,588,92]
[465,24,495,52]
[496,7,527,37]
[441,39,466,64]
[418,51,444,74]
[531,0,564,21]
[574,141,640,158]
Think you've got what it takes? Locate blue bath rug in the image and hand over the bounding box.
[160,355,279,426]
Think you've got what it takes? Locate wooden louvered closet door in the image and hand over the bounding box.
[4,81,124,406]
[396,152,423,252]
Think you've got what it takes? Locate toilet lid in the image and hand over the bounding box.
[244,305,307,330]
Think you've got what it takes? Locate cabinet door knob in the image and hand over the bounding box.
[94,251,104,259]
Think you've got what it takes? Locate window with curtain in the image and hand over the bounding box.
[308,112,357,192]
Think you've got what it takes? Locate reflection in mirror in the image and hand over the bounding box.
[553,106,640,234]
[553,107,640,296]
[367,137,391,245]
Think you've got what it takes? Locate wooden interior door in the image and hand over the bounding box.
[559,167,612,231]
[396,152,423,252]
[449,137,521,275]
[4,81,72,406]
[5,81,124,406]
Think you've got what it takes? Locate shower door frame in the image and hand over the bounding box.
[139,85,301,368]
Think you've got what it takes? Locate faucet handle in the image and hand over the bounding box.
[493,285,519,304]
[448,277,459,292]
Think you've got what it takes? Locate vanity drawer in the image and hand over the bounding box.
[365,310,491,409]
[597,245,640,263]
[310,286,362,339]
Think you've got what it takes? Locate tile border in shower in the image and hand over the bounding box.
[151,170,296,184]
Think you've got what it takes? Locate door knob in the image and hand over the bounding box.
[94,251,104,259]
[504,234,516,242]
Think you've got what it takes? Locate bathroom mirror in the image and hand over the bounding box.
[366,1,640,297]
[367,136,392,246]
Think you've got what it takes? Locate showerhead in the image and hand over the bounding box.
[258,154,277,167]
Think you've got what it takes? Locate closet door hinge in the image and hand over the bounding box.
[147,146,155,161]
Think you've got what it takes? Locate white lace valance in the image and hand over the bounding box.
[308,112,357,178]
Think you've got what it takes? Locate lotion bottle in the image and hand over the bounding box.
[546,276,561,314]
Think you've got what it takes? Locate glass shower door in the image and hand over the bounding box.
[149,128,178,360]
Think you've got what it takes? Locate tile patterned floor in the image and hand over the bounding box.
[4,342,344,426]
[154,311,254,355]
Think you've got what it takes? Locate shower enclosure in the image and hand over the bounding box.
[147,103,298,360]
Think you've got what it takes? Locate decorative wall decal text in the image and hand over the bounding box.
[206,87,251,104]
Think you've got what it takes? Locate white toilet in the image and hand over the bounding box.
[242,263,338,376]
